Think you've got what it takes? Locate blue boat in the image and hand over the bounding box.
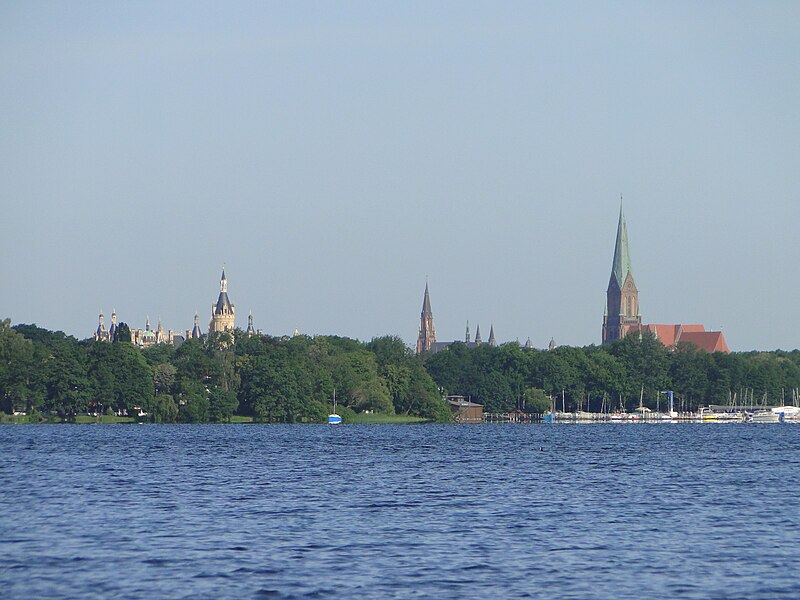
[328,389,342,425]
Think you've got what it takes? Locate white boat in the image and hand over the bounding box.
[771,406,800,422]
[751,410,780,423]
[328,389,342,425]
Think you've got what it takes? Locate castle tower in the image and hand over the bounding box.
[602,201,642,344]
[415,282,436,354]
[95,311,108,342]
[209,269,235,335]
[191,312,202,339]
[246,311,256,337]
[109,309,117,342]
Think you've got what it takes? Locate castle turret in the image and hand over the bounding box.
[209,269,235,335]
[415,282,436,354]
[191,312,202,339]
[246,311,256,337]
[95,311,108,341]
[108,309,117,342]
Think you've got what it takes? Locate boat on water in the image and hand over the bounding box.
[751,410,780,423]
[771,406,800,422]
[328,389,342,425]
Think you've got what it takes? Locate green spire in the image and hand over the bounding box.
[611,200,632,288]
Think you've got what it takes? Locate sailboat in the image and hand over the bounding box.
[328,389,342,425]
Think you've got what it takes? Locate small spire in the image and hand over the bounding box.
[220,267,228,293]
[488,324,496,347]
[247,310,255,336]
[191,312,202,339]
[465,320,471,343]
[421,281,432,315]
[475,324,482,345]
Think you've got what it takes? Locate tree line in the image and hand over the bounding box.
[2,318,799,421]
[0,319,449,423]
[423,333,800,413]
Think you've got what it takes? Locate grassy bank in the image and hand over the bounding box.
[74,415,137,424]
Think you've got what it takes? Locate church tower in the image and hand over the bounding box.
[415,282,436,354]
[209,269,235,335]
[603,202,642,344]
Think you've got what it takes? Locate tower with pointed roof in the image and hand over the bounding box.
[246,311,256,337]
[603,201,642,344]
[108,309,117,342]
[415,282,436,354]
[191,312,202,339]
[209,269,236,335]
[95,311,108,342]
[488,325,496,347]
[474,324,482,346]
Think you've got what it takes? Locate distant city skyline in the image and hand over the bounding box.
[2,2,799,351]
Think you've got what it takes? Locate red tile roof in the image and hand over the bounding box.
[635,323,730,353]
[678,331,730,353]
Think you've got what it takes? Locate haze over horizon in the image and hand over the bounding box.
[2,2,798,351]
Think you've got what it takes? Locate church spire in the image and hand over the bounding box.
[415,282,436,354]
[465,320,471,343]
[611,198,633,288]
[475,324,482,346]
[603,197,642,344]
[488,324,496,347]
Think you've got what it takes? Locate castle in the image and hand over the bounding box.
[94,269,257,346]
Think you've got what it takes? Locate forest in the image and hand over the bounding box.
[1,318,799,422]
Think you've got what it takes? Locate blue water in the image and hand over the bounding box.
[1,424,799,599]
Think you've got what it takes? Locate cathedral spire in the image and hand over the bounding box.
[465,320,471,343]
[488,325,496,347]
[611,198,633,288]
[475,324,482,346]
[603,198,642,344]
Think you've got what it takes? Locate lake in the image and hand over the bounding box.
[1,423,798,599]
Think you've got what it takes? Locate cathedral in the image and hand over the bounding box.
[602,202,729,353]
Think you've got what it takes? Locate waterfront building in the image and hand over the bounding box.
[447,395,483,423]
[208,269,235,335]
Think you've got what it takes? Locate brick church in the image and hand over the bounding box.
[602,203,729,353]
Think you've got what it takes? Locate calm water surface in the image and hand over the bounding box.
[1,424,798,599]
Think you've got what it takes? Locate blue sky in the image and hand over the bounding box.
[1,1,798,350]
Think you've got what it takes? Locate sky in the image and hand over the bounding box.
[1,1,799,351]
